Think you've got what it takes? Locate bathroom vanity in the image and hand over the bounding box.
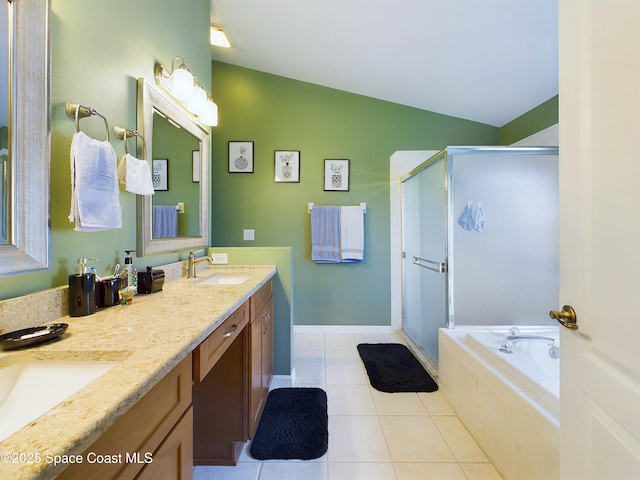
[0,265,275,480]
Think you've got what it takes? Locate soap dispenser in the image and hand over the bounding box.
[119,250,138,295]
[68,257,97,317]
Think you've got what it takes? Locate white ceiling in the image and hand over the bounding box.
[210,0,558,127]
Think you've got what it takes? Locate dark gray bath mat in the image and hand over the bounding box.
[250,387,328,460]
[357,343,438,393]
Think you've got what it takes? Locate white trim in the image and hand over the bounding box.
[294,325,393,334]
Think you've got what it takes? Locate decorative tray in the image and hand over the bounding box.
[0,323,69,350]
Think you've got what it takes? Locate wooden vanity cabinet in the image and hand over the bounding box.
[248,280,274,438]
[58,354,193,480]
[192,301,249,466]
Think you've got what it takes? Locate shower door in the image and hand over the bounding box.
[401,155,448,367]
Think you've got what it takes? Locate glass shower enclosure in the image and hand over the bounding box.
[401,146,559,369]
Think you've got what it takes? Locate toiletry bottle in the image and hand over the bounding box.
[119,250,138,295]
[68,257,97,317]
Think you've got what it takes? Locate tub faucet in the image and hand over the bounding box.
[500,334,559,358]
[187,251,214,278]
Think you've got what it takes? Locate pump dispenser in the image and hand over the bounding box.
[119,250,138,295]
[68,257,97,317]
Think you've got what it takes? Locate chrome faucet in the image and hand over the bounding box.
[500,334,559,358]
[187,251,214,278]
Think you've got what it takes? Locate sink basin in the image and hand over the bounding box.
[197,274,249,286]
[0,360,119,441]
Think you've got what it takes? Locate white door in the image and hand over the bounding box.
[559,0,640,478]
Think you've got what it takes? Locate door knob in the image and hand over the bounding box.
[549,305,578,330]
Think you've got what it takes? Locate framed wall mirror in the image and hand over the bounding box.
[0,0,50,277]
[137,78,210,256]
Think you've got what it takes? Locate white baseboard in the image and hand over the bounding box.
[269,370,296,390]
[294,325,394,334]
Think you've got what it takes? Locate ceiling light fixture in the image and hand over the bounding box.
[155,56,218,127]
[210,25,231,48]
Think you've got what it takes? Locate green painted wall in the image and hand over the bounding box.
[0,0,211,300]
[499,95,558,145]
[210,62,498,326]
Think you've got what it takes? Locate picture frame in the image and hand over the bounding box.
[192,150,200,183]
[152,158,169,191]
[324,159,350,191]
[274,150,300,183]
[228,141,254,173]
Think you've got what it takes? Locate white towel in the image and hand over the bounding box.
[152,205,178,238]
[69,131,122,232]
[311,206,341,263]
[117,153,155,195]
[340,206,364,262]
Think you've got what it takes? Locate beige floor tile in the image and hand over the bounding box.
[326,384,377,415]
[433,416,488,463]
[325,343,361,363]
[328,415,391,462]
[418,391,455,415]
[460,462,505,480]
[380,415,456,462]
[294,358,326,385]
[394,462,467,480]
[259,461,328,480]
[371,390,428,416]
[324,332,357,346]
[325,361,368,385]
[329,462,398,480]
[193,463,260,480]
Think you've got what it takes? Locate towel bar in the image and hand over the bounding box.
[114,126,147,156]
[66,101,110,141]
[308,202,366,214]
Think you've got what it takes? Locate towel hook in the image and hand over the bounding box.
[114,126,147,157]
[66,101,110,141]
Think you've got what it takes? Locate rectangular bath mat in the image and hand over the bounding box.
[357,343,438,393]
[250,387,328,460]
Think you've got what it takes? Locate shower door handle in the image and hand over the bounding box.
[412,256,448,273]
[549,305,578,330]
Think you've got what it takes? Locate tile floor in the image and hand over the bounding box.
[193,331,504,480]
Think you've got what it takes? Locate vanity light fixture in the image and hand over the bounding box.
[154,56,218,127]
[210,25,231,48]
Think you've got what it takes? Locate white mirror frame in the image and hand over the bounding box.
[137,78,210,256]
[0,0,50,277]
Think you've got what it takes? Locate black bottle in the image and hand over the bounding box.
[68,257,97,317]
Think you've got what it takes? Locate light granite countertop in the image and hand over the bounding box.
[0,265,276,479]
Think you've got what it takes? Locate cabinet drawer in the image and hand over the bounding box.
[58,354,192,480]
[194,302,248,382]
[250,280,272,320]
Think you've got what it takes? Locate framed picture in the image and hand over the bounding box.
[228,141,254,173]
[152,158,169,191]
[324,159,350,191]
[274,150,300,183]
[192,150,200,183]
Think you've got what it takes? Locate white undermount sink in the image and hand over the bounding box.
[0,360,119,441]
[197,274,249,286]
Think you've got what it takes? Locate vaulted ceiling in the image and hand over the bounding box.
[210,0,558,127]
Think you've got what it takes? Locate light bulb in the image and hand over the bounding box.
[171,67,194,102]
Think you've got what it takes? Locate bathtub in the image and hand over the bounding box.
[439,326,559,480]
[464,326,559,419]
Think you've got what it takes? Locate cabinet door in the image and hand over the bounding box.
[249,312,263,437]
[136,408,193,480]
[261,299,274,400]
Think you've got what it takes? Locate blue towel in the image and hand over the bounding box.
[457,201,475,231]
[311,206,341,263]
[152,205,178,238]
[69,131,122,232]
